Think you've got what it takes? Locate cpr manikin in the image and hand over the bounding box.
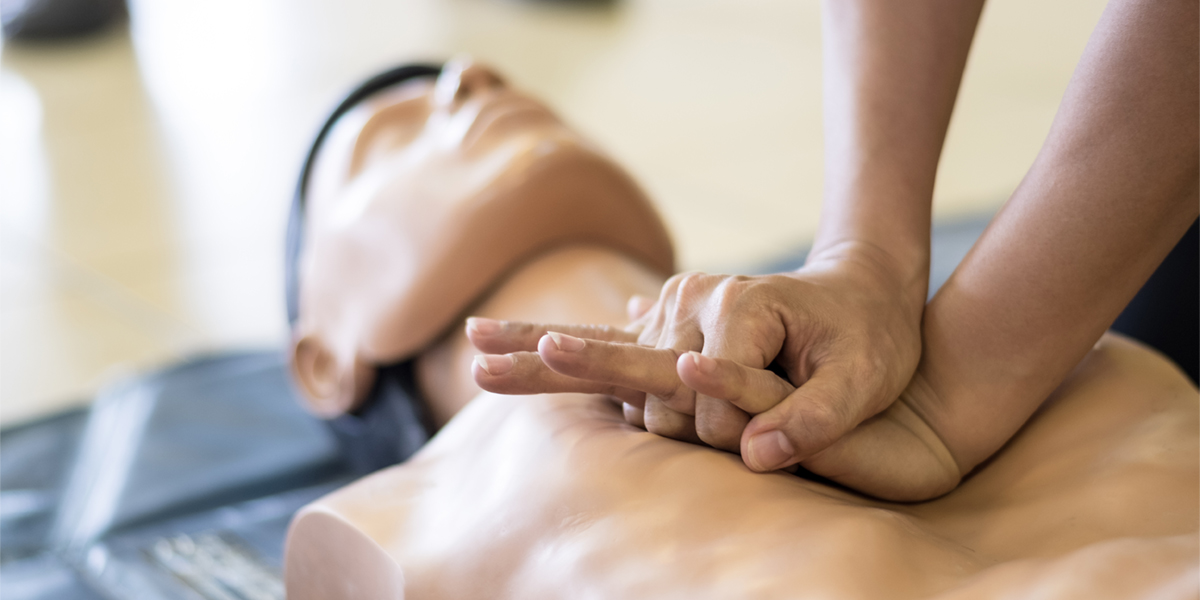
[285,60,1199,598]
[290,61,673,418]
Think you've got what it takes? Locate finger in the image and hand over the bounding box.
[681,334,777,453]
[688,285,789,450]
[633,272,691,347]
[466,317,638,354]
[678,351,795,414]
[472,352,645,406]
[536,332,693,414]
[631,276,708,414]
[740,370,858,472]
[656,274,706,354]
[626,295,656,321]
[682,295,769,452]
[654,324,703,413]
[692,396,750,453]
[643,396,703,444]
[652,272,751,426]
[622,402,645,429]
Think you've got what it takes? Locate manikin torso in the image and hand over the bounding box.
[285,60,1200,599]
[286,333,1197,599]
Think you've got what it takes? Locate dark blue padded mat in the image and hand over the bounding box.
[0,351,356,600]
[1,408,89,564]
[1,411,96,600]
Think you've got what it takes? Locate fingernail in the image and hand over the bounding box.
[687,351,714,374]
[747,430,794,471]
[467,317,501,335]
[546,332,586,352]
[474,354,514,375]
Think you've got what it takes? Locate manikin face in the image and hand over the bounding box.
[304,60,595,231]
[293,58,674,415]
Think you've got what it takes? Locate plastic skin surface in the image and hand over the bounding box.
[291,60,675,417]
[286,333,1198,599]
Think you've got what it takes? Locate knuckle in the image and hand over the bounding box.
[694,421,724,447]
[673,272,711,303]
[722,274,753,296]
[709,276,768,321]
[664,272,691,287]
[623,403,646,428]
[643,419,664,435]
[645,422,675,438]
[695,417,737,449]
[643,404,672,435]
[694,398,747,450]
[665,389,695,414]
[661,272,692,297]
[644,398,690,437]
[714,279,743,311]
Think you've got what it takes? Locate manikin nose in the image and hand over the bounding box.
[434,58,505,107]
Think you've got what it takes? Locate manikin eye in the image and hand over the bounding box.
[343,80,436,177]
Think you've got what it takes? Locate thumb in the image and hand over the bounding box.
[740,370,859,472]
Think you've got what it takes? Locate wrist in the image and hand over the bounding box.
[810,181,932,304]
[805,238,930,314]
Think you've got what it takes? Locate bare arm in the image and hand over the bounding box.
[814,0,986,309]
[473,0,991,478]
[469,0,1198,502]
[803,0,1199,499]
[912,0,1199,473]
[469,1,986,490]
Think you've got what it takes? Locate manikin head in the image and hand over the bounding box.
[289,58,674,417]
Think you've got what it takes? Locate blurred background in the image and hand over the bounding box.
[1,0,1105,426]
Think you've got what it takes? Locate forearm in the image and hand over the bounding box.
[919,0,1199,472]
[814,0,985,303]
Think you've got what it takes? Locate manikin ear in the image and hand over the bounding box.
[290,334,377,418]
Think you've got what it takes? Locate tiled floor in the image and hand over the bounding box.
[0,0,1105,425]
